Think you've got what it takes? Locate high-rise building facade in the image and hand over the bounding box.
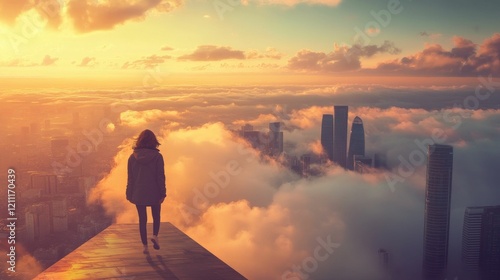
[422,144,453,280]
[462,206,486,275]
[321,114,334,161]
[25,203,51,243]
[479,206,500,280]
[51,198,68,233]
[30,172,58,195]
[347,116,365,170]
[333,106,348,168]
[462,205,500,280]
[269,122,284,157]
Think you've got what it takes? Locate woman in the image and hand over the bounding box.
[126,129,166,254]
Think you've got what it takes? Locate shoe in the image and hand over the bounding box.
[151,235,160,250]
[143,245,149,254]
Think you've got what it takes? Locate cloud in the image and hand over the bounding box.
[251,0,341,6]
[67,0,182,33]
[119,109,181,126]
[419,31,442,40]
[0,0,31,24]
[122,54,171,69]
[288,41,400,72]
[86,104,500,279]
[178,45,246,61]
[161,45,174,51]
[375,33,500,76]
[365,27,380,36]
[5,84,500,279]
[79,56,96,67]
[41,55,58,66]
[0,0,182,33]
[246,47,284,60]
[0,58,37,67]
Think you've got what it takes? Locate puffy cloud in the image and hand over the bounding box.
[178,45,246,61]
[5,85,500,279]
[375,33,500,76]
[67,0,182,33]
[79,56,96,67]
[0,0,181,33]
[177,46,283,62]
[87,106,500,279]
[119,109,181,126]
[288,41,401,72]
[250,0,341,6]
[41,55,58,66]
[0,0,30,24]
[0,0,63,27]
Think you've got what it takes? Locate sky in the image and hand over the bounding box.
[0,0,499,86]
[1,1,500,280]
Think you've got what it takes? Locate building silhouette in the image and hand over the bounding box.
[239,123,283,158]
[422,144,453,280]
[353,155,373,173]
[269,122,284,157]
[333,106,348,168]
[51,197,68,233]
[30,172,58,195]
[462,205,500,280]
[462,206,486,277]
[25,203,51,244]
[479,206,500,280]
[51,137,69,160]
[347,116,365,170]
[379,248,389,271]
[321,114,334,161]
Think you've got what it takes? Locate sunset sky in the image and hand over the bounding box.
[1,2,500,280]
[0,0,499,86]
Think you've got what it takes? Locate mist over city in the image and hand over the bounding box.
[1,1,499,280]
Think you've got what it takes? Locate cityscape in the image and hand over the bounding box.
[1,0,500,280]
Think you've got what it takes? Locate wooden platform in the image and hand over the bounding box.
[34,223,247,280]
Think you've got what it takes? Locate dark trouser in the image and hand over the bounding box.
[135,204,161,245]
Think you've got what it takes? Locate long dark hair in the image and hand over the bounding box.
[134,129,160,150]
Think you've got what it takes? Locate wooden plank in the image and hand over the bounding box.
[34,223,247,280]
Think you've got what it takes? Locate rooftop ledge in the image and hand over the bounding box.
[34,222,247,280]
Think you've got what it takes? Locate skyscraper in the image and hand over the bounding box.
[422,144,453,280]
[333,106,348,168]
[25,203,51,243]
[347,116,365,170]
[462,205,500,280]
[462,207,486,275]
[321,114,333,161]
[479,206,500,280]
[269,122,284,157]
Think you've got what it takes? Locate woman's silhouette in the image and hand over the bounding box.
[126,129,166,254]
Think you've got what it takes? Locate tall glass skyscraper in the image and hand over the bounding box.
[479,206,500,280]
[321,114,334,161]
[333,106,348,169]
[422,144,453,280]
[462,206,486,275]
[347,116,365,170]
[462,205,500,280]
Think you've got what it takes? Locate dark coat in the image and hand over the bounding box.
[126,148,166,205]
